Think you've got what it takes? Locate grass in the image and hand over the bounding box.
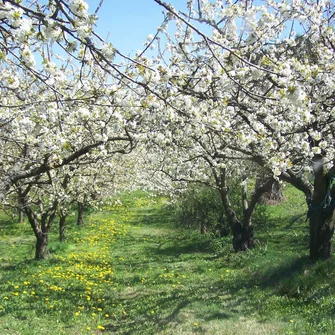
[0,188,335,334]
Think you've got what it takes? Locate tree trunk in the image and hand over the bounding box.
[239,175,255,250]
[231,207,255,251]
[227,174,274,252]
[18,209,23,223]
[309,160,335,260]
[261,180,285,204]
[23,209,51,261]
[77,202,84,226]
[309,209,334,260]
[232,221,254,251]
[35,232,48,260]
[218,185,243,250]
[216,169,274,252]
[59,215,66,242]
[218,170,253,251]
[17,183,59,260]
[17,196,24,223]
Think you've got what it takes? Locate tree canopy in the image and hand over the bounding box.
[1,0,335,260]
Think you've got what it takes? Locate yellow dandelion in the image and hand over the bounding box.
[97,325,105,330]
[194,322,199,327]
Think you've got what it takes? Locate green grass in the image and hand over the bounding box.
[0,188,335,334]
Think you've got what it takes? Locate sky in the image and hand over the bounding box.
[87,0,184,57]
[85,0,277,58]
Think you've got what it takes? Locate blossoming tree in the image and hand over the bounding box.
[139,112,275,250]
[0,0,152,259]
[148,0,335,260]
[0,0,149,198]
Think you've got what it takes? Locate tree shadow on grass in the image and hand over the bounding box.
[103,287,224,333]
[258,256,308,289]
[1,194,331,334]
[283,212,308,230]
[146,239,213,257]
[0,244,327,335]
[102,277,271,334]
[100,229,315,334]
[256,211,309,255]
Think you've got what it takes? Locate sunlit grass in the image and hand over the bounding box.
[0,188,335,334]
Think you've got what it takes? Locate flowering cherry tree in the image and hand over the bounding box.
[147,0,335,260]
[2,0,335,262]
[140,113,275,250]
[0,0,151,199]
[0,0,154,259]
[11,151,137,259]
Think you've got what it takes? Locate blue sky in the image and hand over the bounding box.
[88,0,183,57]
[86,0,299,57]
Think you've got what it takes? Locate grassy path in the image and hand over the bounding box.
[0,190,335,334]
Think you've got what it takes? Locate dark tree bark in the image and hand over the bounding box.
[218,169,274,252]
[308,156,335,260]
[18,185,58,260]
[281,157,335,261]
[59,214,67,242]
[260,180,285,204]
[309,205,334,260]
[218,169,242,249]
[77,201,84,226]
[28,204,58,260]
[232,221,254,251]
[18,208,23,223]
[35,232,48,260]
